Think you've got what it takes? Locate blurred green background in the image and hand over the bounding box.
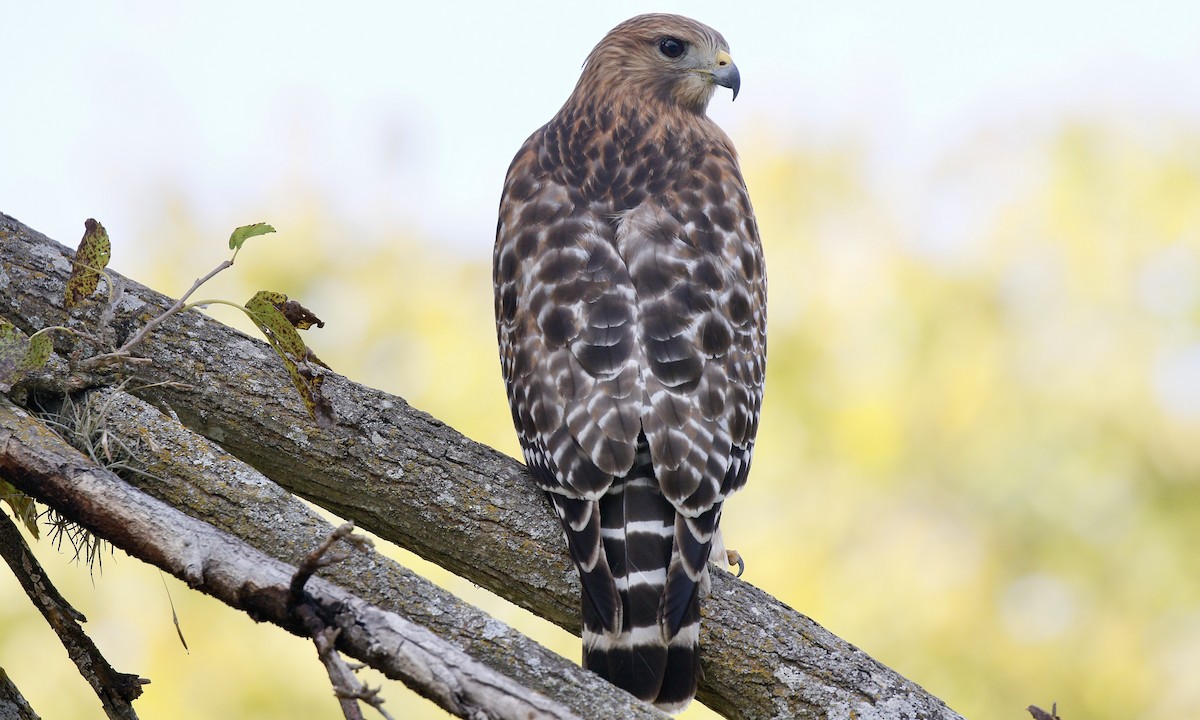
[4,2,1200,719]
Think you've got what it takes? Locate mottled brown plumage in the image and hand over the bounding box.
[493,13,765,711]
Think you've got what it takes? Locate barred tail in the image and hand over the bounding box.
[575,446,713,712]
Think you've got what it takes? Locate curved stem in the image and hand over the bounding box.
[29,326,76,340]
[181,299,253,318]
[112,260,234,356]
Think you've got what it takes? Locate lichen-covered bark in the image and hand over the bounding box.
[0,667,41,720]
[87,387,666,720]
[0,397,593,720]
[0,212,964,719]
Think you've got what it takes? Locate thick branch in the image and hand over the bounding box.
[0,212,964,719]
[0,668,41,720]
[6,387,663,718]
[0,509,145,720]
[74,386,665,720]
[0,396,586,720]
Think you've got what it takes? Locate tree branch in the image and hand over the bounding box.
[0,508,146,720]
[0,212,964,719]
[0,667,42,720]
[0,396,591,720]
[290,523,387,720]
[67,385,665,719]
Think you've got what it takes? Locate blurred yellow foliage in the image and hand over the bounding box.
[3,117,1199,720]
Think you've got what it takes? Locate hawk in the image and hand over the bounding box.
[493,13,766,711]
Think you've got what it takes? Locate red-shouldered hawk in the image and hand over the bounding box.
[493,13,765,712]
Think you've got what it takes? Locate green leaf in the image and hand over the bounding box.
[246,291,307,359]
[0,321,26,389]
[245,291,334,428]
[0,479,39,538]
[0,320,52,392]
[228,223,276,250]
[64,218,112,309]
[25,333,52,371]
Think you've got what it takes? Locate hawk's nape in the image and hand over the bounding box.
[493,13,766,713]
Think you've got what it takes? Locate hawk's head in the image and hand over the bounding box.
[576,13,740,114]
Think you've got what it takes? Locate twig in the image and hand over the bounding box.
[290,524,392,720]
[289,522,372,599]
[95,274,125,350]
[0,511,148,720]
[78,259,233,371]
[1027,703,1061,720]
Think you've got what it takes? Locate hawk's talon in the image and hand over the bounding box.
[726,549,745,578]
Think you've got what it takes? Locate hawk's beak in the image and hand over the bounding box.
[713,50,740,100]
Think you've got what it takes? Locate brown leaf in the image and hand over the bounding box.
[245,291,335,428]
[279,299,324,330]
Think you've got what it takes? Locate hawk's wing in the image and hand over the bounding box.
[495,122,765,503]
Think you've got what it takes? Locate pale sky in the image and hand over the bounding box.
[4,0,1200,257]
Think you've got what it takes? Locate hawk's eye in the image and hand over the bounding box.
[658,38,686,59]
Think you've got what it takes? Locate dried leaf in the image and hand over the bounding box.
[277,299,329,367]
[291,362,335,429]
[228,222,276,250]
[65,218,111,308]
[279,299,324,330]
[246,291,307,359]
[0,479,39,538]
[245,291,334,428]
[159,572,189,652]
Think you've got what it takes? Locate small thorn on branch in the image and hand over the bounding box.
[1027,702,1061,720]
[290,522,373,600]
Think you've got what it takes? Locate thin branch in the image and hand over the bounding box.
[95,274,125,350]
[125,259,233,345]
[291,524,393,720]
[290,522,371,598]
[77,258,232,371]
[1027,703,1061,720]
[0,511,147,720]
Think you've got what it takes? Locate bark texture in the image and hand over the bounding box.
[33,386,665,720]
[0,667,41,720]
[0,212,964,720]
[0,396,598,720]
